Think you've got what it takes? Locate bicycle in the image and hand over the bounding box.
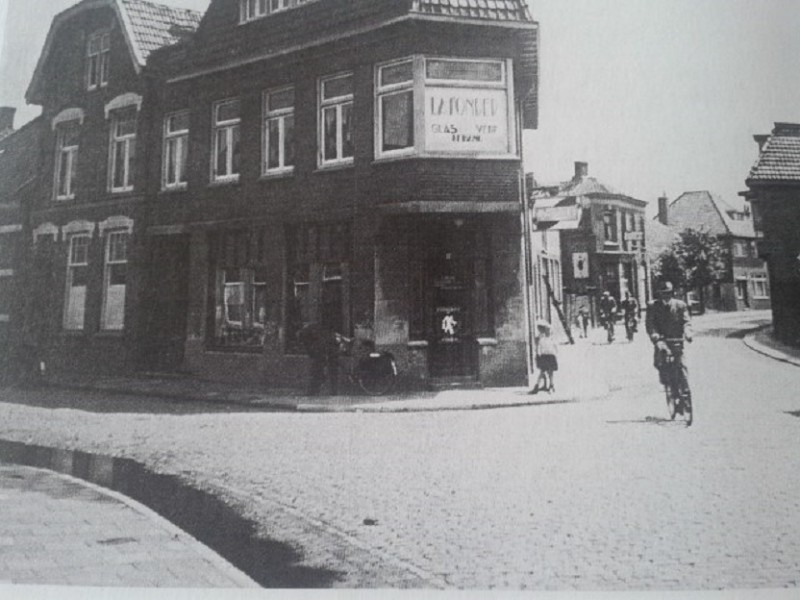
[624,314,638,342]
[340,338,398,396]
[600,313,616,343]
[658,338,693,426]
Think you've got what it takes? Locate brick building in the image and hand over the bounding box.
[656,190,770,312]
[22,0,202,375]
[530,162,648,327]
[137,0,539,390]
[744,122,800,344]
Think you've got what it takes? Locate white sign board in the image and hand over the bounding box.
[425,87,510,155]
[573,252,589,279]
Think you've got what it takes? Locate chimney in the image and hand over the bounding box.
[753,134,769,152]
[525,172,537,191]
[658,196,669,226]
[0,107,15,133]
[574,161,588,179]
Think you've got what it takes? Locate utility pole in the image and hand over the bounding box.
[517,101,536,389]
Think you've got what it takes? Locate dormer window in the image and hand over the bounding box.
[239,0,314,23]
[87,31,110,90]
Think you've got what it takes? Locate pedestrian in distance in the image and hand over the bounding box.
[620,290,640,341]
[531,321,558,394]
[297,322,346,396]
[578,306,590,338]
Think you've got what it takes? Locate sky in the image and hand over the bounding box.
[2,0,800,212]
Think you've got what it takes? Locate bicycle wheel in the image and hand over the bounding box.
[682,387,693,426]
[665,385,676,420]
[357,355,397,396]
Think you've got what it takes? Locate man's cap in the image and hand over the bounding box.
[602,290,610,296]
[536,321,551,331]
[656,281,674,294]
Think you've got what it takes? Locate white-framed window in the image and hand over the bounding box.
[65,234,90,330]
[163,111,189,189]
[212,99,241,182]
[319,73,354,167]
[109,109,137,192]
[87,31,110,90]
[752,274,770,299]
[376,59,415,158]
[733,240,748,257]
[101,231,128,331]
[239,0,314,22]
[55,120,80,200]
[262,87,295,175]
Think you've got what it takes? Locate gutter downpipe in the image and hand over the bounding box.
[517,99,536,389]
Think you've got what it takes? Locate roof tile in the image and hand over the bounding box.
[122,0,203,62]
[748,125,800,183]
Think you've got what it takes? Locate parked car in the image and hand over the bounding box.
[686,290,703,315]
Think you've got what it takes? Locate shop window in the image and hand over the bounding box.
[212,99,241,182]
[752,274,770,299]
[163,111,189,189]
[286,223,351,352]
[209,230,269,349]
[101,231,128,330]
[109,109,137,192]
[86,31,110,90]
[55,120,80,200]
[319,73,354,166]
[263,87,295,175]
[64,234,90,330]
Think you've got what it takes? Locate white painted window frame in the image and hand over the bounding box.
[212,99,241,183]
[109,110,137,193]
[64,233,91,331]
[87,31,110,91]
[54,121,80,201]
[163,111,190,190]
[101,230,129,331]
[262,87,295,176]
[318,72,354,168]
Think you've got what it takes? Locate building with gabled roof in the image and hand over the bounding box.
[20,0,202,377]
[132,0,539,389]
[656,190,770,312]
[744,122,800,344]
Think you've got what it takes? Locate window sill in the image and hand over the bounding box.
[208,178,241,187]
[205,346,264,355]
[407,340,429,349]
[160,185,188,194]
[315,160,354,173]
[260,169,294,181]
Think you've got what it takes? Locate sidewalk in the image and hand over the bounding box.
[743,326,800,368]
[37,339,609,413]
[0,463,258,588]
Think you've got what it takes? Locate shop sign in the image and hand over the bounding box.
[573,252,589,279]
[424,87,510,154]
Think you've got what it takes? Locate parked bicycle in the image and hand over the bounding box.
[658,338,693,426]
[340,338,398,396]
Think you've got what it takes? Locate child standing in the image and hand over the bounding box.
[532,322,558,394]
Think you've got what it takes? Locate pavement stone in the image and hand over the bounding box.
[0,464,258,588]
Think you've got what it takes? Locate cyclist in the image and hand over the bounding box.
[645,281,692,390]
[620,291,641,340]
[598,290,618,342]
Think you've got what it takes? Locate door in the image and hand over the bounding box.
[142,235,190,371]
[427,224,478,379]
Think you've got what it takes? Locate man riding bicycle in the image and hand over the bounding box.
[620,291,640,340]
[598,290,617,342]
[645,281,692,397]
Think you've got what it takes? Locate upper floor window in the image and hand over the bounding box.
[375,56,515,160]
[87,31,110,90]
[733,240,748,258]
[163,111,189,189]
[240,0,314,22]
[55,121,80,200]
[212,99,241,182]
[319,73,354,167]
[263,87,295,175]
[603,210,617,243]
[376,60,414,157]
[109,109,137,192]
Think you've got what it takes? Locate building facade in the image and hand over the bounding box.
[744,122,800,344]
[138,0,539,390]
[657,191,770,312]
[529,162,648,327]
[22,0,202,376]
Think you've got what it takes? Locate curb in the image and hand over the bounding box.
[7,465,260,589]
[743,329,800,369]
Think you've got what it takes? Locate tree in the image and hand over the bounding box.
[653,228,729,311]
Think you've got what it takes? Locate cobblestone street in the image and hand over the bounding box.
[0,312,798,590]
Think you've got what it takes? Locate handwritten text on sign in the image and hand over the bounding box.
[424,87,510,154]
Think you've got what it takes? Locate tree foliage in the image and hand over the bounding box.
[653,229,729,293]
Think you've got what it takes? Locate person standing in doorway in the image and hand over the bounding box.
[297,322,342,396]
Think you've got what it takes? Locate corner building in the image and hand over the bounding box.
[141,0,540,390]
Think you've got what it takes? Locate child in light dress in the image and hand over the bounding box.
[532,322,558,394]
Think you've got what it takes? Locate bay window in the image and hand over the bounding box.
[101,231,128,330]
[65,234,90,330]
[212,99,241,182]
[110,109,137,192]
[55,121,80,200]
[163,111,189,189]
[263,87,295,175]
[319,73,354,166]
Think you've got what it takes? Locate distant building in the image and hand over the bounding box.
[744,122,800,344]
[529,162,648,327]
[657,191,770,312]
